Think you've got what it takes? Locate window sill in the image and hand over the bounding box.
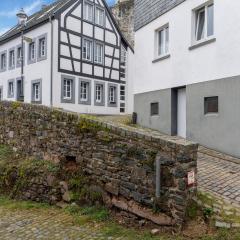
[204,113,219,117]
[32,101,42,104]
[152,54,170,63]
[189,37,216,50]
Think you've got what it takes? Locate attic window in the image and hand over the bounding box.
[84,1,94,22]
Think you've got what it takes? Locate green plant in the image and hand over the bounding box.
[186,200,199,219]
[11,101,21,109]
[0,195,52,210]
[76,118,109,135]
[203,207,214,220]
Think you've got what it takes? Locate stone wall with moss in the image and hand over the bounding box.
[0,101,198,226]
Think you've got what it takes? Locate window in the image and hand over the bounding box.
[95,7,104,26]
[39,37,46,58]
[83,39,93,61]
[9,50,15,68]
[94,43,103,64]
[84,2,93,22]
[204,96,218,114]
[0,53,6,70]
[17,47,22,65]
[31,80,42,103]
[156,26,169,57]
[0,87,2,100]
[80,81,89,101]
[63,79,72,100]
[151,102,159,116]
[109,86,116,104]
[120,103,125,113]
[29,42,35,60]
[96,84,103,103]
[33,83,40,102]
[8,81,14,98]
[61,76,75,103]
[195,3,214,42]
[120,85,125,101]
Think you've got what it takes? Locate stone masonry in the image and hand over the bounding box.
[0,101,198,226]
[111,0,134,47]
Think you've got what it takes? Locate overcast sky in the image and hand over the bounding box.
[0,0,116,36]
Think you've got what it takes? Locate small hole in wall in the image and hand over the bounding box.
[65,156,77,162]
[63,156,77,171]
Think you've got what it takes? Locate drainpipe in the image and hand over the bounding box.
[49,15,54,107]
[156,154,161,198]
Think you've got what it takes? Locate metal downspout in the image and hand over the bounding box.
[49,16,54,107]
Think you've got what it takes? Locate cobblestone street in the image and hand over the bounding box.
[0,207,122,240]
[198,150,240,205]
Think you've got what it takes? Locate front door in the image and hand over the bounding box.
[177,88,186,138]
[17,79,24,102]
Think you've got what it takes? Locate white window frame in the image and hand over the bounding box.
[0,53,6,70]
[17,47,22,64]
[120,85,125,101]
[39,37,46,58]
[33,83,40,102]
[29,42,35,60]
[9,50,15,67]
[94,42,103,64]
[193,1,214,44]
[109,86,116,104]
[80,81,89,101]
[155,25,169,58]
[95,7,105,26]
[120,102,125,113]
[63,79,72,100]
[96,84,103,103]
[9,82,14,96]
[0,87,2,100]
[84,1,94,22]
[83,39,93,62]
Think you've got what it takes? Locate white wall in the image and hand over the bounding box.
[0,23,52,105]
[126,49,134,113]
[134,0,240,94]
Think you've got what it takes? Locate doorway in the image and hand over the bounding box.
[17,78,24,102]
[177,88,186,138]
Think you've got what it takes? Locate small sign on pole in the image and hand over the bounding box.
[187,170,195,186]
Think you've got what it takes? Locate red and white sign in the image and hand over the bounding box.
[187,171,195,186]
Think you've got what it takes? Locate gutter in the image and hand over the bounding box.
[49,15,54,107]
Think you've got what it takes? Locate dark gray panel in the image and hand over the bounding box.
[186,76,240,158]
[134,89,172,135]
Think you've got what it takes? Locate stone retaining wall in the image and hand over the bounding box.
[0,101,198,226]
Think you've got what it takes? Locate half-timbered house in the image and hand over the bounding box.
[0,0,134,114]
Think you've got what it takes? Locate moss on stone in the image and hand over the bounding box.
[76,118,110,135]
[186,200,200,219]
[11,102,21,109]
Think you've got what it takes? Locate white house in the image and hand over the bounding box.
[0,0,134,115]
[133,0,240,157]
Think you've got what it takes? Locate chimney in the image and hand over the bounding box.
[42,4,47,10]
[16,8,28,26]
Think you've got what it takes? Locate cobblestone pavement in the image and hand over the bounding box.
[198,152,240,205]
[0,207,122,240]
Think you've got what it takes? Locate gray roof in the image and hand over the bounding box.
[134,0,186,31]
[0,0,74,45]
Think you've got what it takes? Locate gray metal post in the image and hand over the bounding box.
[156,155,161,198]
